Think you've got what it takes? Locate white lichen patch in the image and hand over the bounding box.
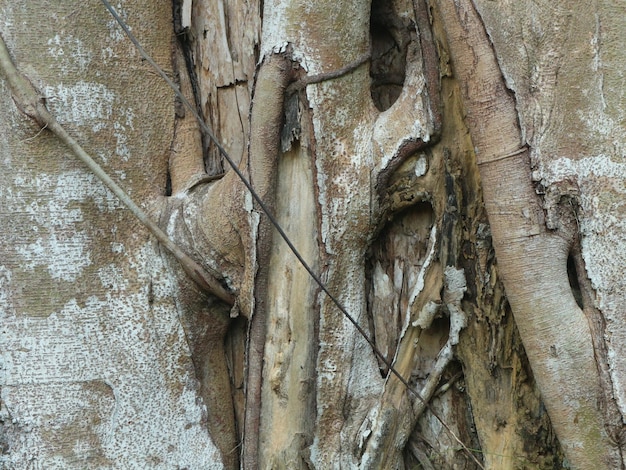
[16,232,91,283]
[43,81,114,127]
[578,109,624,151]
[443,266,468,343]
[113,121,131,161]
[0,4,14,31]
[311,125,374,253]
[1,242,222,468]
[11,170,121,282]
[105,9,131,44]
[538,154,626,183]
[40,77,134,151]
[47,34,93,73]
[0,265,13,316]
[415,154,428,177]
[261,10,315,72]
[97,263,130,292]
[371,65,430,172]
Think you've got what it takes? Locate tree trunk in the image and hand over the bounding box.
[0,2,224,467]
[1,1,625,469]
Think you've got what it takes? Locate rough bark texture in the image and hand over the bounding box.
[470,3,626,463]
[188,0,261,174]
[1,0,625,469]
[434,0,620,466]
[0,2,223,467]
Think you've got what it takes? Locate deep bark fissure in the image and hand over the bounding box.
[3,1,623,468]
[566,253,583,309]
[369,0,410,111]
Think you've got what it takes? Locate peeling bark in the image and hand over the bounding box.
[2,1,625,468]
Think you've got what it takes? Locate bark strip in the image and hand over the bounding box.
[241,53,292,470]
[169,38,207,195]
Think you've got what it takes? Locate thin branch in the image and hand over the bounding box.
[285,51,371,94]
[0,33,234,306]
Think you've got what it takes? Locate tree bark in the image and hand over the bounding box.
[434,0,621,466]
[2,1,625,469]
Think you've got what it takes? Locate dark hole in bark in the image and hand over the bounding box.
[567,253,583,309]
[165,169,172,196]
[369,0,409,111]
[366,202,434,376]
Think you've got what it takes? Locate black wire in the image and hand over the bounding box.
[99,1,483,466]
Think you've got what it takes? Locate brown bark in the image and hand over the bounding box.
[3,1,623,468]
[434,0,620,466]
[240,53,293,470]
